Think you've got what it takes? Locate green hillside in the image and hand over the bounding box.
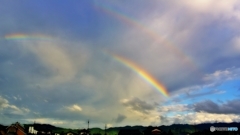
[21,122,240,135]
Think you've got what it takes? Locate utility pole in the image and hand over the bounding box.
[104,124,107,135]
[88,120,89,130]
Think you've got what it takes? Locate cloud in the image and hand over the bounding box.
[24,41,77,87]
[203,68,240,85]
[0,96,30,116]
[115,114,126,123]
[0,96,9,109]
[193,99,240,114]
[159,116,170,125]
[181,112,240,124]
[106,0,240,93]
[186,89,226,98]
[66,104,82,112]
[156,112,240,125]
[105,0,239,92]
[233,37,240,52]
[121,97,155,114]
[169,88,226,104]
[180,0,238,14]
[193,100,219,113]
[1,0,240,128]
[158,104,191,113]
[167,67,240,103]
[0,97,19,111]
[25,118,66,126]
[230,36,240,54]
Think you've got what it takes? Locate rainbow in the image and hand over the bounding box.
[93,3,202,77]
[3,33,53,41]
[110,53,169,97]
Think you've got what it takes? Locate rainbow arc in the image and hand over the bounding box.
[110,53,169,97]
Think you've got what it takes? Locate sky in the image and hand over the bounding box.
[1,0,240,129]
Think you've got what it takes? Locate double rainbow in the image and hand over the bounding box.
[3,33,169,97]
[93,2,202,77]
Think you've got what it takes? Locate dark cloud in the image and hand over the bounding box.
[154,102,159,106]
[159,116,170,125]
[194,100,219,113]
[121,97,155,114]
[168,89,225,104]
[173,117,183,124]
[1,0,240,128]
[193,99,240,114]
[115,114,126,123]
[186,89,225,98]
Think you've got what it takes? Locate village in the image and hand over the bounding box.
[0,122,93,135]
[1,121,240,135]
[0,122,166,135]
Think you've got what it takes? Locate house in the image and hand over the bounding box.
[78,129,90,135]
[0,124,7,135]
[28,126,38,135]
[36,130,51,135]
[151,129,161,135]
[0,130,5,135]
[65,131,77,135]
[32,124,52,135]
[6,122,26,135]
[53,133,59,135]
[118,129,142,135]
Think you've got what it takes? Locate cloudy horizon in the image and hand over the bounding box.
[1,0,240,129]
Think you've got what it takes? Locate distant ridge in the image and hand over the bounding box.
[20,122,240,130]
[1,122,239,135]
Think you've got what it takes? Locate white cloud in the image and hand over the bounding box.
[203,67,240,85]
[182,112,240,124]
[0,96,9,109]
[0,96,30,115]
[182,0,236,13]
[156,112,240,125]
[169,67,240,101]
[158,104,190,113]
[174,0,240,29]
[26,118,66,126]
[13,96,17,100]
[22,107,30,113]
[1,0,240,128]
[67,104,82,112]
[106,123,113,128]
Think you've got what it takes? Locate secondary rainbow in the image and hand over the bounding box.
[93,3,203,77]
[3,33,53,41]
[111,53,169,97]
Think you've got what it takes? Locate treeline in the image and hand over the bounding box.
[1,122,240,135]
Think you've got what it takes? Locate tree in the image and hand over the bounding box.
[167,130,173,135]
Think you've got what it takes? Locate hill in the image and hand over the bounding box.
[2,122,237,135]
